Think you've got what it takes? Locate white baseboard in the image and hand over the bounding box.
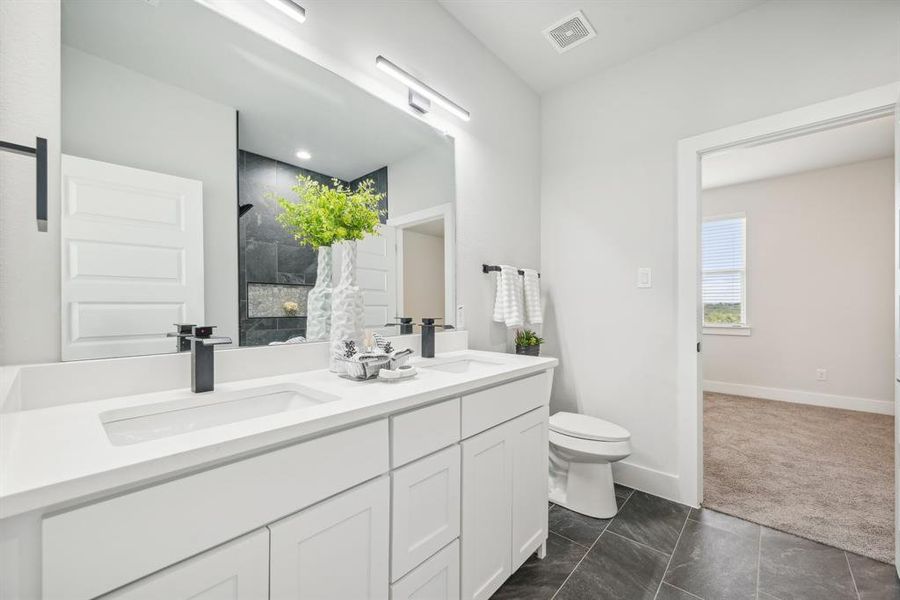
[612,461,684,505]
[703,380,894,415]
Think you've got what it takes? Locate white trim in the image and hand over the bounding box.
[704,380,894,415]
[702,326,751,336]
[611,461,685,506]
[676,82,900,507]
[387,202,456,326]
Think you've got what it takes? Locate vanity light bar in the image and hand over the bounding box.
[375,56,470,122]
[263,0,306,24]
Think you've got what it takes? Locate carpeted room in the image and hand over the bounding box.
[699,121,895,563]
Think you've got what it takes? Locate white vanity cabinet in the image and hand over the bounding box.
[269,476,391,600]
[101,529,270,600]
[460,405,549,600]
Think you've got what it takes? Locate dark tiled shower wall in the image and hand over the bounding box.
[237,150,388,346]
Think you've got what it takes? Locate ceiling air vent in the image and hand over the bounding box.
[542,11,596,54]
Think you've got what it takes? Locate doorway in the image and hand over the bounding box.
[676,83,899,565]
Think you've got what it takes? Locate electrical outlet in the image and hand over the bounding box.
[816,369,827,381]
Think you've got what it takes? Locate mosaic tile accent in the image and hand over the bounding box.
[247,283,312,318]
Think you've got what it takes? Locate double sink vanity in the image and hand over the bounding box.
[0,333,557,600]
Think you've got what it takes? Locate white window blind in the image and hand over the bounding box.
[702,215,746,326]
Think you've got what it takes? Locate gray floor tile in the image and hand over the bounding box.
[689,507,760,539]
[846,552,900,600]
[758,528,857,600]
[491,533,587,600]
[664,518,758,600]
[615,483,635,504]
[655,583,703,600]
[607,491,690,554]
[554,532,669,600]
[549,505,611,547]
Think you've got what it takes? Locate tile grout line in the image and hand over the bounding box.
[844,551,861,600]
[651,510,690,600]
[605,529,673,558]
[664,582,705,600]
[547,530,593,551]
[549,489,636,600]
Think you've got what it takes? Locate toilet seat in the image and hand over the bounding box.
[549,412,630,442]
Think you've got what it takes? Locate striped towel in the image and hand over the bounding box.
[492,265,524,328]
[522,269,542,325]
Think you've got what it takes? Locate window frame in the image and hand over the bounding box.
[701,213,750,335]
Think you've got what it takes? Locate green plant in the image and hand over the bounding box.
[515,329,544,347]
[272,175,384,249]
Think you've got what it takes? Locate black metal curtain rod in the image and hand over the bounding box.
[482,264,540,278]
[0,137,48,232]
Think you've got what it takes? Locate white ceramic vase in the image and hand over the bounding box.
[304,246,333,342]
[330,240,365,371]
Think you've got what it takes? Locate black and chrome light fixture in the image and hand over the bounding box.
[0,137,47,231]
[375,56,471,122]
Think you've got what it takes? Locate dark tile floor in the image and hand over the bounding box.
[492,486,900,600]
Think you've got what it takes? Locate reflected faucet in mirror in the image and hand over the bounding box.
[187,326,232,393]
[385,317,415,335]
[167,323,196,353]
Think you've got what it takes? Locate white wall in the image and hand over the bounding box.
[0,0,61,365]
[388,144,454,219]
[541,0,900,498]
[403,229,445,323]
[702,158,894,411]
[0,0,540,364]
[61,46,239,347]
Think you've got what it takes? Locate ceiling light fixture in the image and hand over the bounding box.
[295,150,312,160]
[375,56,470,122]
[263,0,306,24]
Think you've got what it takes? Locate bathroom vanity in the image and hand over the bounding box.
[0,335,557,600]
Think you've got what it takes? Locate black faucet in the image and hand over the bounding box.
[385,317,415,335]
[420,318,440,358]
[187,326,232,393]
[167,323,196,352]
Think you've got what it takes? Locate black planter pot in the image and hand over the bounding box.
[516,344,540,356]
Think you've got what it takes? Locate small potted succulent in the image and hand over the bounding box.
[515,329,544,356]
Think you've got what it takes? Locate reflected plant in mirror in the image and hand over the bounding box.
[272,176,384,350]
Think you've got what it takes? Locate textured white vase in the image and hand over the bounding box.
[304,246,332,342]
[330,240,365,371]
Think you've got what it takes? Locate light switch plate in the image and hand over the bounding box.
[637,267,652,288]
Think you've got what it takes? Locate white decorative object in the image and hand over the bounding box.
[330,241,365,371]
[305,246,333,342]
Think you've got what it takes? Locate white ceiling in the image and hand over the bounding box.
[438,0,763,93]
[62,0,447,181]
[702,116,895,190]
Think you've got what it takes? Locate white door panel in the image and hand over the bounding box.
[358,225,397,328]
[60,155,204,360]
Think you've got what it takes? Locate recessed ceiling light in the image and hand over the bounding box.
[296,150,312,160]
[263,0,306,24]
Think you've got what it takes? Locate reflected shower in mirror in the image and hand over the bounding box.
[58,0,455,360]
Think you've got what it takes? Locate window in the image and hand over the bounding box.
[702,215,747,328]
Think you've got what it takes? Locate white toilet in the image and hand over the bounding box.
[548,412,632,519]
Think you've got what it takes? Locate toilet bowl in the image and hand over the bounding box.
[548,412,632,519]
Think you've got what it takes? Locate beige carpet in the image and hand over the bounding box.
[703,392,895,563]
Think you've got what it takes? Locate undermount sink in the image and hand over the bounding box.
[100,383,338,446]
[421,356,504,374]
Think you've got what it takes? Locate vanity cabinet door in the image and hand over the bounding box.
[269,476,390,600]
[101,529,269,600]
[511,406,549,570]
[391,445,461,580]
[460,422,513,600]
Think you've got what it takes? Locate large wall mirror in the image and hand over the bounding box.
[59,0,455,361]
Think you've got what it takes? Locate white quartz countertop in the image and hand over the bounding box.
[0,350,557,520]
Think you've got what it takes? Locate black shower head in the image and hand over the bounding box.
[238,203,254,218]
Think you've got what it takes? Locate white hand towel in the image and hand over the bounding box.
[522,269,542,325]
[492,265,524,328]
